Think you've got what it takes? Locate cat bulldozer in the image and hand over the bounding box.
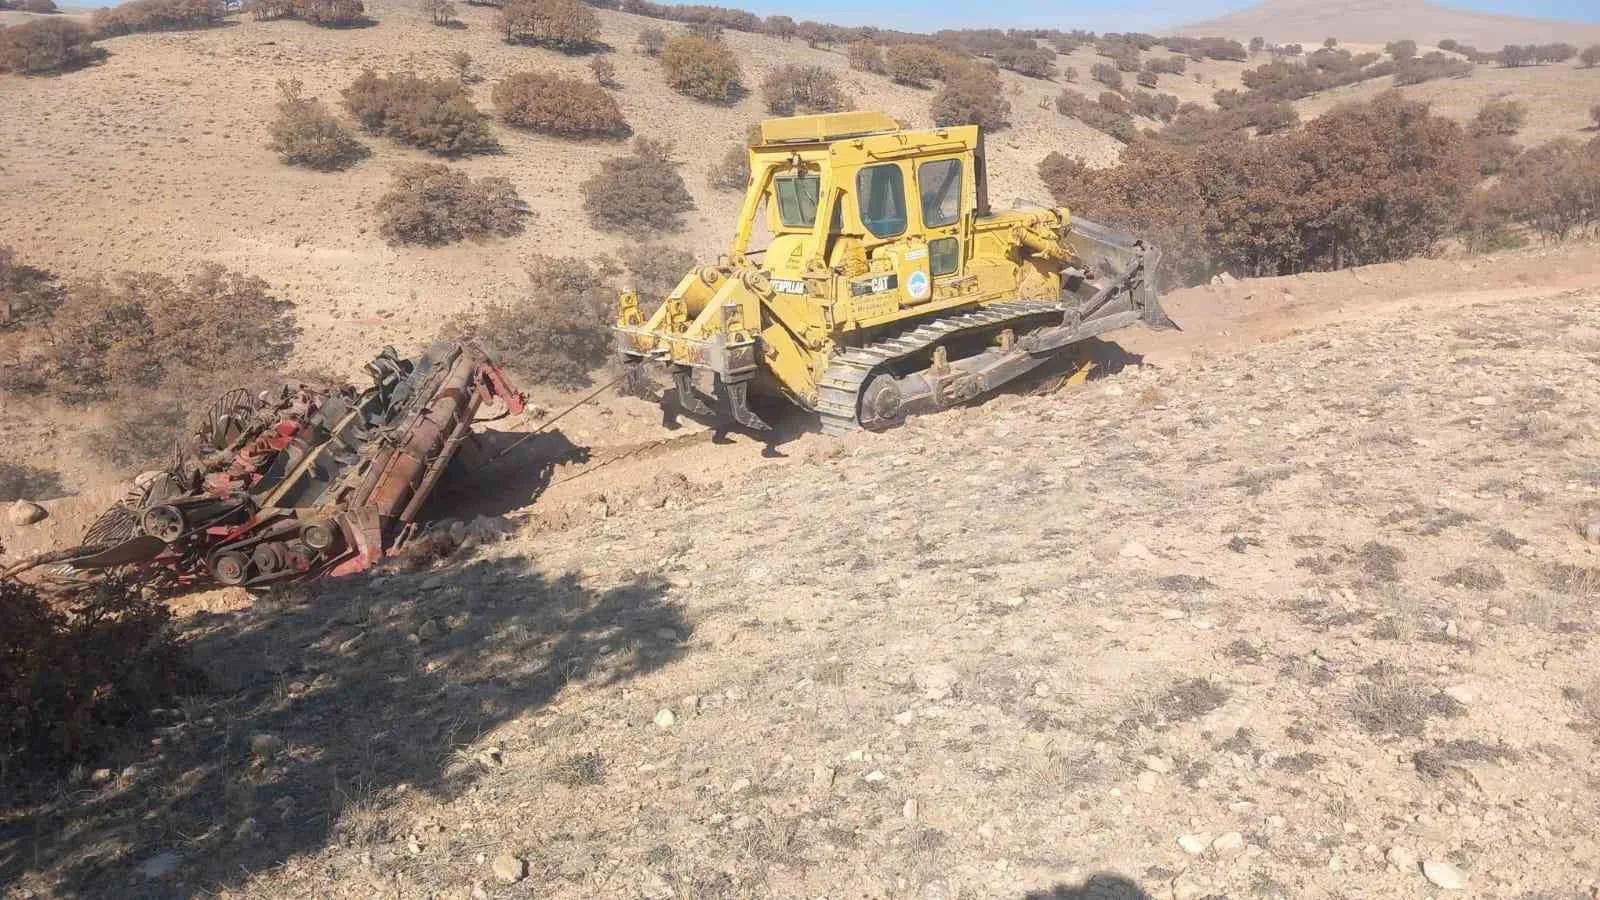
[616,111,1173,434]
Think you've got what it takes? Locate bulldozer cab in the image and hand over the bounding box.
[733,112,989,316]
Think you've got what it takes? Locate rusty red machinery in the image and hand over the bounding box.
[16,342,525,590]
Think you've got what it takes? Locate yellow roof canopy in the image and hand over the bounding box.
[755,111,900,146]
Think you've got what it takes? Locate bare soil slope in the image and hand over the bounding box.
[6,243,1600,900]
[1182,0,1600,47]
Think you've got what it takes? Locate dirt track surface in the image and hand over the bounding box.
[6,243,1600,899]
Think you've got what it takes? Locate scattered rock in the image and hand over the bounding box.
[1422,860,1467,890]
[903,798,919,820]
[1119,540,1153,561]
[249,733,285,758]
[892,710,915,726]
[137,851,182,880]
[1142,755,1175,774]
[1211,831,1245,856]
[863,770,886,783]
[491,853,527,884]
[1135,771,1159,793]
[912,663,960,701]
[1177,833,1209,855]
[7,499,45,526]
[1443,683,1477,705]
[1386,846,1417,872]
[233,818,261,843]
[653,708,675,729]
[1580,518,1600,545]
[812,763,835,793]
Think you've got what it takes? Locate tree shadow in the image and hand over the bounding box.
[0,461,68,502]
[1024,872,1154,899]
[0,557,687,898]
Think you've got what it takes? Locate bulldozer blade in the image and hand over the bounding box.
[672,367,715,417]
[1070,217,1176,332]
[722,379,770,431]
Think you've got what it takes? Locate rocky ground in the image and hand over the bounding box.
[5,250,1600,899]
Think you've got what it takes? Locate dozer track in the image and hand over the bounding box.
[816,299,1067,435]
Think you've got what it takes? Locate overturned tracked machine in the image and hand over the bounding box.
[39,343,523,590]
[617,111,1172,433]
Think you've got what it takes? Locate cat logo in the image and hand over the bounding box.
[771,278,807,295]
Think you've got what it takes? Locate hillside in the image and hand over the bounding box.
[5,241,1600,897]
[1180,0,1600,46]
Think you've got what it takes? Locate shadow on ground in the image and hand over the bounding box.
[1024,872,1154,899]
[0,556,687,898]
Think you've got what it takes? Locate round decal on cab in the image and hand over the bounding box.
[906,269,931,301]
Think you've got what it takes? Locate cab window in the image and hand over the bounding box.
[856,164,907,238]
[774,174,820,228]
[919,159,962,227]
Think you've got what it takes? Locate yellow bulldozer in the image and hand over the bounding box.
[616,111,1172,434]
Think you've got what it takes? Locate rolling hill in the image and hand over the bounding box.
[1181,0,1600,46]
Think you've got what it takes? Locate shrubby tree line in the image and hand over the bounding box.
[1039,91,1600,288]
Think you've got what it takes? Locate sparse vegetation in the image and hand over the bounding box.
[492,70,627,137]
[0,17,106,74]
[636,25,666,56]
[2,264,292,402]
[659,34,742,102]
[1582,45,1600,68]
[581,137,694,235]
[267,78,369,170]
[1484,137,1600,241]
[846,40,883,74]
[2,577,196,773]
[760,64,850,116]
[500,0,599,51]
[706,143,748,191]
[931,64,1010,131]
[92,0,224,35]
[1041,92,1478,285]
[885,43,945,88]
[589,54,617,87]
[994,45,1054,79]
[342,70,497,156]
[1469,98,1526,137]
[425,0,454,26]
[376,163,526,246]
[442,255,618,388]
[618,242,695,300]
[1054,89,1135,142]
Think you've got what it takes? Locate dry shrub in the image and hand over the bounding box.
[376,163,527,246]
[1485,137,1600,241]
[492,70,627,137]
[0,18,106,74]
[1090,61,1122,89]
[1042,92,1477,285]
[91,0,222,36]
[995,45,1054,79]
[2,265,291,403]
[1246,100,1299,134]
[293,0,363,25]
[885,43,945,87]
[1,577,197,774]
[660,34,742,102]
[425,0,454,25]
[931,64,1009,130]
[637,25,665,56]
[589,54,616,87]
[342,70,497,156]
[1582,45,1600,68]
[1,246,64,330]
[20,0,59,11]
[618,242,695,301]
[267,78,368,170]
[582,137,694,235]
[1127,89,1180,123]
[1055,90,1136,142]
[1394,51,1473,85]
[500,0,598,51]
[706,143,748,191]
[846,40,883,73]
[1469,98,1526,137]
[442,255,618,388]
[761,64,850,116]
